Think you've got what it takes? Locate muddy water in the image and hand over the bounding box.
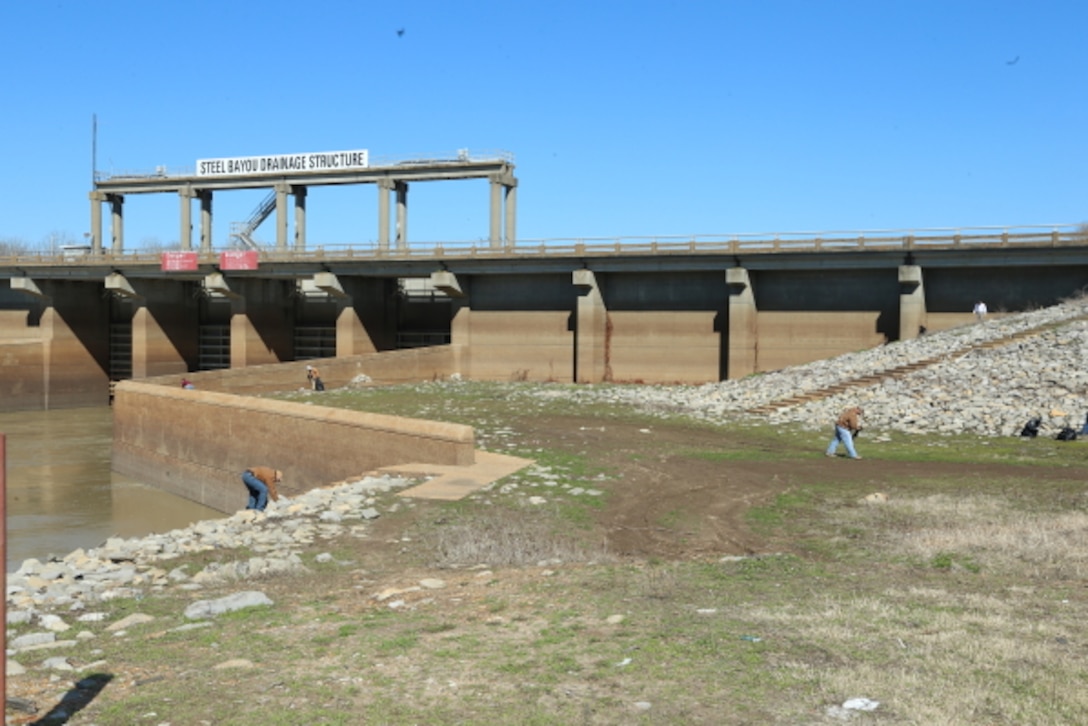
[1,407,224,573]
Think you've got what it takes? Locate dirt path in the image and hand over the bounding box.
[494,414,1067,561]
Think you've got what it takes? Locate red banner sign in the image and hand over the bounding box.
[220,250,259,270]
[161,251,198,271]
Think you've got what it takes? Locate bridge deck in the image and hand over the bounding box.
[3,228,1085,280]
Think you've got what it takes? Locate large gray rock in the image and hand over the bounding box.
[184,591,274,620]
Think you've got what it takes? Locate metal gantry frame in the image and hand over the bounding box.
[90,150,518,255]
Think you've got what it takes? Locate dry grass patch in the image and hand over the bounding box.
[423,506,615,568]
[744,585,1088,725]
[729,486,1088,723]
[845,492,1088,579]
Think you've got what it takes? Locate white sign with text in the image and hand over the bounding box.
[196,150,369,177]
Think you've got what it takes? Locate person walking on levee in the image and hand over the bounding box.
[826,406,864,460]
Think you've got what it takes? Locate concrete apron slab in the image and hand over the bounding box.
[381,451,534,501]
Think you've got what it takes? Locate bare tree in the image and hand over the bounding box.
[139,236,183,253]
[38,231,78,254]
[0,236,30,256]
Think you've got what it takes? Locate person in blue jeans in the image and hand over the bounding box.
[826,406,864,459]
[242,466,282,511]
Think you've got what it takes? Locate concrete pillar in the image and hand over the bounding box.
[488,172,518,247]
[431,271,463,298]
[9,278,45,298]
[107,273,198,378]
[104,272,138,298]
[310,272,372,356]
[434,272,471,376]
[10,279,110,408]
[109,194,124,253]
[275,183,290,251]
[222,278,295,366]
[450,299,471,377]
[228,297,251,368]
[899,265,926,340]
[204,274,250,368]
[377,178,394,251]
[7,279,50,409]
[489,178,502,248]
[38,301,56,411]
[105,273,143,378]
[179,186,196,251]
[395,181,409,250]
[334,301,371,356]
[199,191,213,252]
[573,269,608,383]
[504,181,518,244]
[327,275,399,354]
[130,306,153,378]
[89,190,106,253]
[726,267,758,378]
[293,186,307,251]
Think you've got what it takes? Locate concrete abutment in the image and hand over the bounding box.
[112,373,474,514]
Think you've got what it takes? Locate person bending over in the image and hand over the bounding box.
[241,466,282,511]
[826,406,864,460]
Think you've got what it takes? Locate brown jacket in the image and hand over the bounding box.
[835,407,863,435]
[247,466,281,502]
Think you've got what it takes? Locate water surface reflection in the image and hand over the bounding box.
[2,407,224,572]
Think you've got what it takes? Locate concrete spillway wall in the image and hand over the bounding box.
[111,345,466,512]
[152,345,458,396]
[112,378,474,514]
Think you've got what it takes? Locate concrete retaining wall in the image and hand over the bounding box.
[152,345,457,395]
[756,311,886,372]
[461,310,574,382]
[608,311,721,383]
[922,312,1009,334]
[458,273,577,382]
[112,380,475,514]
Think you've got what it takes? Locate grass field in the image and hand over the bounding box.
[10,381,1088,725]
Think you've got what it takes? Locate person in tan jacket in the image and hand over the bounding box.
[826,406,864,459]
[305,364,325,391]
[241,466,282,511]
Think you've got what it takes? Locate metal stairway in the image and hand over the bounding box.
[228,191,276,250]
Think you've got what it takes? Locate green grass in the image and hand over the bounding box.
[745,489,815,531]
[15,381,1088,724]
[63,524,1088,723]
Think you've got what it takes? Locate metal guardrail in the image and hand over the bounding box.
[1,226,1084,268]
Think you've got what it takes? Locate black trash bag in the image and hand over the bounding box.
[1020,417,1042,438]
[1056,427,1078,442]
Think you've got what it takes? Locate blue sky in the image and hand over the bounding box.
[1,0,1085,249]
